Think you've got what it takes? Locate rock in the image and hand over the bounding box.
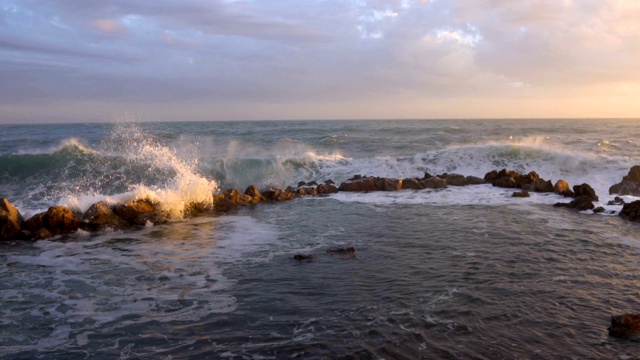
[262,188,296,202]
[609,314,640,338]
[512,190,530,198]
[112,199,165,226]
[297,181,306,187]
[402,178,424,190]
[338,177,378,192]
[554,180,570,194]
[307,181,319,187]
[439,173,466,186]
[244,185,266,203]
[573,184,598,202]
[484,169,540,189]
[608,197,625,206]
[620,200,640,222]
[554,196,595,211]
[82,201,127,231]
[326,247,355,257]
[465,176,486,185]
[593,206,605,213]
[296,188,309,196]
[0,198,25,240]
[609,166,640,196]
[373,177,402,191]
[423,172,432,179]
[324,180,336,186]
[24,206,82,240]
[524,179,554,193]
[420,176,447,189]
[317,183,338,194]
[293,254,313,261]
[348,175,363,181]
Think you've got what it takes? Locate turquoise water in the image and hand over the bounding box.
[1,119,640,358]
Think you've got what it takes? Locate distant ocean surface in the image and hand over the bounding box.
[2,119,640,359]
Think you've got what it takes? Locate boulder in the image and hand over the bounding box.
[553,196,595,211]
[244,185,266,203]
[608,197,625,206]
[609,314,640,338]
[324,180,336,186]
[593,206,605,213]
[307,181,319,186]
[420,176,447,189]
[0,198,25,240]
[338,177,378,192]
[484,169,540,189]
[82,201,127,231]
[112,199,166,226]
[402,178,424,190]
[620,200,640,222]
[439,173,466,186]
[465,176,486,185]
[373,177,402,191]
[609,166,640,196]
[573,184,598,202]
[24,206,82,240]
[524,179,554,193]
[262,188,296,202]
[317,183,338,194]
[553,180,574,197]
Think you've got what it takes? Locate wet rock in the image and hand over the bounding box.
[554,196,595,211]
[402,178,424,190]
[465,176,486,185]
[293,254,313,261]
[24,206,82,240]
[439,173,466,186]
[608,197,625,206]
[524,179,554,193]
[423,172,432,179]
[593,206,605,213]
[553,180,574,197]
[338,177,378,192]
[307,181,319,187]
[619,200,640,222]
[484,169,540,189]
[348,175,363,181]
[112,199,166,226]
[609,314,640,338]
[317,183,338,194]
[244,185,266,203]
[82,201,127,231]
[609,166,640,196]
[297,181,307,187]
[512,190,530,198]
[373,177,402,191]
[324,180,336,186]
[573,184,598,202]
[262,188,296,202]
[296,188,309,196]
[420,176,447,189]
[0,198,25,240]
[326,247,356,257]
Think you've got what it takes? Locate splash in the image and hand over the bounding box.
[63,123,218,219]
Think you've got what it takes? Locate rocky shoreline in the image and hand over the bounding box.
[3,166,640,242]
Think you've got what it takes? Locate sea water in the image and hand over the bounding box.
[1,119,640,358]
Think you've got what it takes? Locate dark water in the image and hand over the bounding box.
[2,120,640,358]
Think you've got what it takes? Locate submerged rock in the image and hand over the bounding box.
[608,197,625,206]
[293,254,314,261]
[609,314,640,338]
[609,166,640,196]
[0,198,25,241]
[326,247,356,257]
[554,196,595,211]
[512,190,530,198]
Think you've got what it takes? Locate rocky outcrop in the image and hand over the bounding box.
[24,206,82,240]
[573,184,598,202]
[620,200,640,222]
[484,169,540,189]
[293,254,313,261]
[609,166,640,196]
[609,314,640,338]
[82,201,128,231]
[0,198,25,240]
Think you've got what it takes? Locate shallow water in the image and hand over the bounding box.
[2,119,640,358]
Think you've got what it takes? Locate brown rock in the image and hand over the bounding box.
[0,198,25,240]
[573,184,598,202]
[402,178,424,190]
[512,190,530,198]
[609,314,640,338]
[46,206,81,234]
[373,177,402,191]
[465,176,486,185]
[262,188,296,202]
[524,179,554,193]
[554,196,595,211]
[338,177,378,192]
[24,212,47,233]
[609,166,640,196]
[82,201,127,231]
[293,254,313,261]
[620,200,640,222]
[420,177,447,189]
[553,180,571,194]
[439,173,466,186]
[317,183,338,194]
[112,199,164,226]
[244,185,266,202]
[484,169,540,189]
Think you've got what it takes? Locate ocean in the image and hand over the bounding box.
[1,119,640,359]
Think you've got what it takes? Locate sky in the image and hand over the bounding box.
[1,0,639,123]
